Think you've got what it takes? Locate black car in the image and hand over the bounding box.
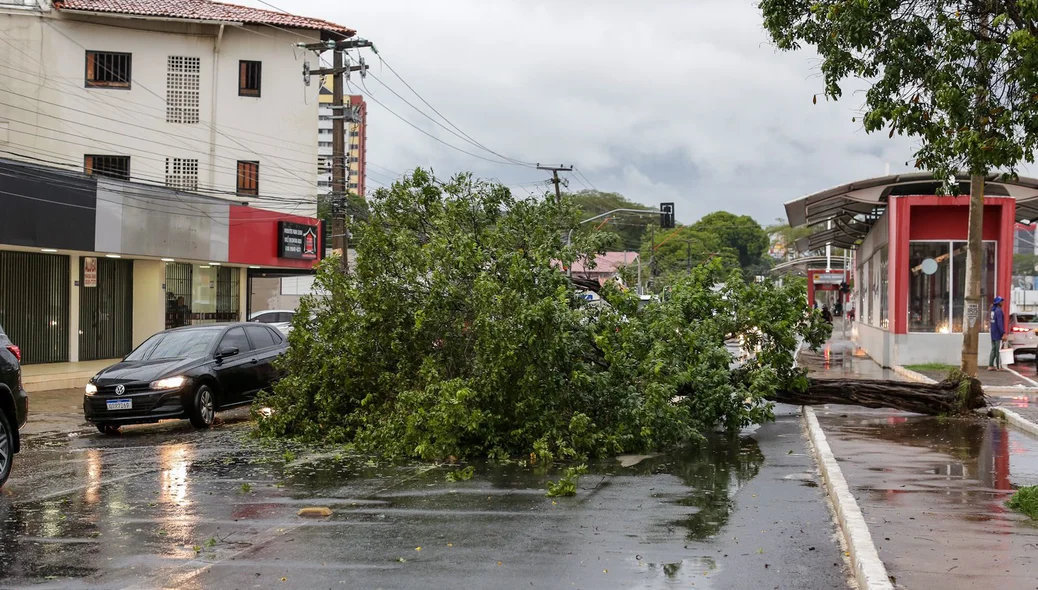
[0,323,28,488]
[84,323,286,434]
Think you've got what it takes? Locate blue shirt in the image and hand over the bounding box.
[991,306,1006,340]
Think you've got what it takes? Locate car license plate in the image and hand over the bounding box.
[106,399,132,411]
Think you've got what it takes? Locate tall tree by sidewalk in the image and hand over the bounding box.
[759,0,1038,375]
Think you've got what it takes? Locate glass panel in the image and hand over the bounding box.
[245,325,276,349]
[952,242,996,333]
[908,242,951,333]
[879,246,889,330]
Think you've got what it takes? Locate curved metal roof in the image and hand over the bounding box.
[784,173,1038,253]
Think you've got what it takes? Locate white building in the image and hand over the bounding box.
[0,0,355,216]
[0,0,354,376]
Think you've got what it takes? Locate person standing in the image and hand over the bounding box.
[989,296,1007,371]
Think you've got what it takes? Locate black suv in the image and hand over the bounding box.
[0,323,28,488]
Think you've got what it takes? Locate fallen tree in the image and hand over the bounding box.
[770,376,987,416]
[257,170,976,462]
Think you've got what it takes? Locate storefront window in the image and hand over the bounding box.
[863,258,872,325]
[909,241,997,333]
[165,263,240,329]
[951,241,996,333]
[879,246,889,330]
[909,242,952,332]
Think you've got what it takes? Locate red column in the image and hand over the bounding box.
[891,197,912,335]
[998,198,1016,313]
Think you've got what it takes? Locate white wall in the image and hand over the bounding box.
[0,9,319,216]
[892,333,994,366]
[132,259,165,347]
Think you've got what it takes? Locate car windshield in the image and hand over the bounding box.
[1015,314,1037,323]
[125,328,223,361]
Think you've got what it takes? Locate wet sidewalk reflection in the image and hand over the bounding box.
[815,406,1038,589]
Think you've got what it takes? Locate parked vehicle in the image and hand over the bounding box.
[1008,312,1038,361]
[249,309,295,335]
[0,323,28,488]
[84,323,287,434]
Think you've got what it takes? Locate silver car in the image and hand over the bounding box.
[1008,312,1038,360]
[249,309,294,336]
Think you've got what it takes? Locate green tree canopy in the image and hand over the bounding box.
[691,212,770,269]
[257,170,829,462]
[759,0,1038,179]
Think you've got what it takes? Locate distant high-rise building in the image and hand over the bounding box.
[318,80,367,197]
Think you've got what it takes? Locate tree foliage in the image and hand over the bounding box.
[759,0,1038,179]
[690,212,770,269]
[569,189,656,251]
[256,170,829,462]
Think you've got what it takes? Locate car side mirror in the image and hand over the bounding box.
[216,346,239,360]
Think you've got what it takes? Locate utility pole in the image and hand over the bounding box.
[302,37,372,272]
[536,164,573,203]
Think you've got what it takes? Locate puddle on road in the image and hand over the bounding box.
[0,427,770,589]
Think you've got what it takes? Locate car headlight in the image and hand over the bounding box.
[150,376,187,390]
[85,383,97,396]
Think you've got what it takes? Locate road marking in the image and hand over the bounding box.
[803,407,893,590]
[12,469,158,505]
[149,464,441,590]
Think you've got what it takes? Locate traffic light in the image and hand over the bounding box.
[660,202,675,229]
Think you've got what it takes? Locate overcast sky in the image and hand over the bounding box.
[246,0,922,226]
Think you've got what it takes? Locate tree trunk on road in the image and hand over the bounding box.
[770,376,986,416]
[960,174,985,376]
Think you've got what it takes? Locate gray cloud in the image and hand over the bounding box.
[249,0,923,225]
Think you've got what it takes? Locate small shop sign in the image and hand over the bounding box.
[277,221,318,260]
[83,256,98,288]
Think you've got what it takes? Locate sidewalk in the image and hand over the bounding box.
[801,333,1038,589]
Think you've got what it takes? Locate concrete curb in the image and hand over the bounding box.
[989,407,1038,438]
[803,407,894,590]
[891,365,936,384]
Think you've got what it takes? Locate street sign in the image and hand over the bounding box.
[814,272,844,284]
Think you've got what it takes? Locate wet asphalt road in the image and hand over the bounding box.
[0,400,848,589]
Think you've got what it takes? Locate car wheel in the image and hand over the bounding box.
[189,384,216,429]
[0,408,13,489]
[96,423,121,436]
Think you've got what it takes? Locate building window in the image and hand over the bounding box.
[317,180,331,187]
[165,158,199,191]
[348,182,358,189]
[238,60,261,97]
[237,161,259,196]
[319,115,331,121]
[167,56,200,124]
[952,241,996,333]
[349,130,360,137]
[349,142,359,149]
[85,51,131,89]
[84,155,130,180]
[349,156,359,163]
[319,128,332,134]
[319,141,333,148]
[908,241,997,333]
